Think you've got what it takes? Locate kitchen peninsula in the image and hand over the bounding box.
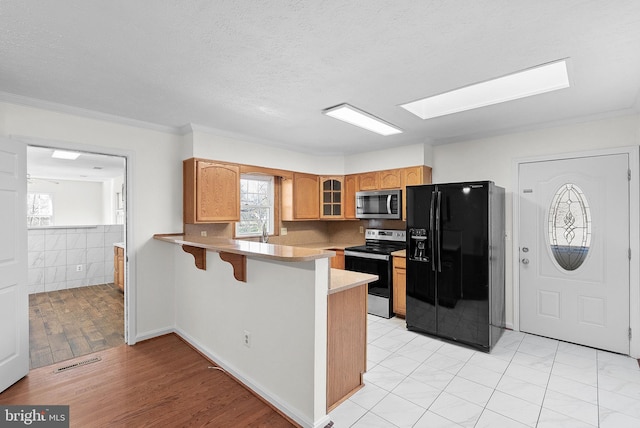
[153,233,377,428]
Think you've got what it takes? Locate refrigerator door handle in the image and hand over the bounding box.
[435,191,442,272]
[430,191,437,271]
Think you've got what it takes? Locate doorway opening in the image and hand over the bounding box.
[26,145,127,369]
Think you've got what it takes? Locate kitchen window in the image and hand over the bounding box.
[27,192,53,226]
[236,174,274,237]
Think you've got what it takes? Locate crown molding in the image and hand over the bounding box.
[179,122,330,155]
[431,107,640,146]
[0,91,182,135]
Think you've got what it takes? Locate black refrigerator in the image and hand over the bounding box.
[406,181,505,352]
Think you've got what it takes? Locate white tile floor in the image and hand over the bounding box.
[328,315,640,428]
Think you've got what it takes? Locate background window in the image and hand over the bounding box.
[27,193,53,226]
[236,175,274,237]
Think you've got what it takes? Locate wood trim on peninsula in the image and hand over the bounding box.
[181,245,206,270]
[219,252,246,282]
[181,244,247,282]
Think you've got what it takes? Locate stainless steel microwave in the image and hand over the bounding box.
[356,189,402,219]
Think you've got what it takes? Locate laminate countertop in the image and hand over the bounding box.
[154,234,378,294]
[329,269,378,295]
[391,249,406,258]
[154,234,335,262]
[288,242,364,250]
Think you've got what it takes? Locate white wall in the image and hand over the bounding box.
[432,113,640,328]
[189,129,345,175]
[172,247,329,428]
[188,129,435,175]
[102,176,124,224]
[27,179,103,226]
[1,101,183,341]
[344,142,433,174]
[101,179,114,224]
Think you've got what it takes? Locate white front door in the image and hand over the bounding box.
[519,154,630,354]
[0,137,28,392]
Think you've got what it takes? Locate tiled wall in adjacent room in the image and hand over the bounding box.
[27,225,124,294]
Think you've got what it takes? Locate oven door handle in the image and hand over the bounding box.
[344,250,390,261]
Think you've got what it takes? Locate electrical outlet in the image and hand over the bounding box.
[200,231,207,237]
[243,330,251,348]
[359,226,364,234]
[281,227,287,236]
[76,264,83,272]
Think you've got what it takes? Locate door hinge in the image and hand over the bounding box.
[628,169,632,181]
[629,248,632,260]
[629,327,632,340]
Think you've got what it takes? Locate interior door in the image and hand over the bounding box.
[0,137,28,392]
[519,154,629,354]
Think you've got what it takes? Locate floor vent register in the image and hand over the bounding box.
[53,356,102,374]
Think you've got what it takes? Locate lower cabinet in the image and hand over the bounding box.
[114,246,124,292]
[330,249,345,269]
[393,256,406,317]
[327,284,367,411]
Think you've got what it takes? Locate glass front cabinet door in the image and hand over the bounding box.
[320,176,344,219]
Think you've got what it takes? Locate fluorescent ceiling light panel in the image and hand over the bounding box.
[400,60,570,119]
[51,150,81,160]
[323,104,402,136]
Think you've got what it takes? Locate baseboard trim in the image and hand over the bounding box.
[134,327,175,343]
[174,327,326,428]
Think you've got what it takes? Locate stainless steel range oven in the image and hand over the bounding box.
[345,229,406,318]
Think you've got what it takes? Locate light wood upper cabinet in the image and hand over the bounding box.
[401,165,432,220]
[282,172,319,220]
[379,169,402,189]
[357,172,379,191]
[320,176,344,219]
[402,165,432,187]
[344,174,357,219]
[357,166,430,192]
[182,157,432,224]
[184,158,240,224]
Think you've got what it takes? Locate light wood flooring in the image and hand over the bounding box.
[29,283,124,369]
[1,334,297,427]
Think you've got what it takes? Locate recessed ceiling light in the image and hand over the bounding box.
[323,104,402,136]
[51,150,81,160]
[400,59,570,120]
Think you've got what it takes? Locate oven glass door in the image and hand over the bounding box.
[345,254,391,298]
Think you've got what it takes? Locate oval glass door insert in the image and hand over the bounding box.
[548,183,591,271]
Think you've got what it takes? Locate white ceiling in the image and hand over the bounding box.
[2,1,640,157]
[27,146,125,182]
